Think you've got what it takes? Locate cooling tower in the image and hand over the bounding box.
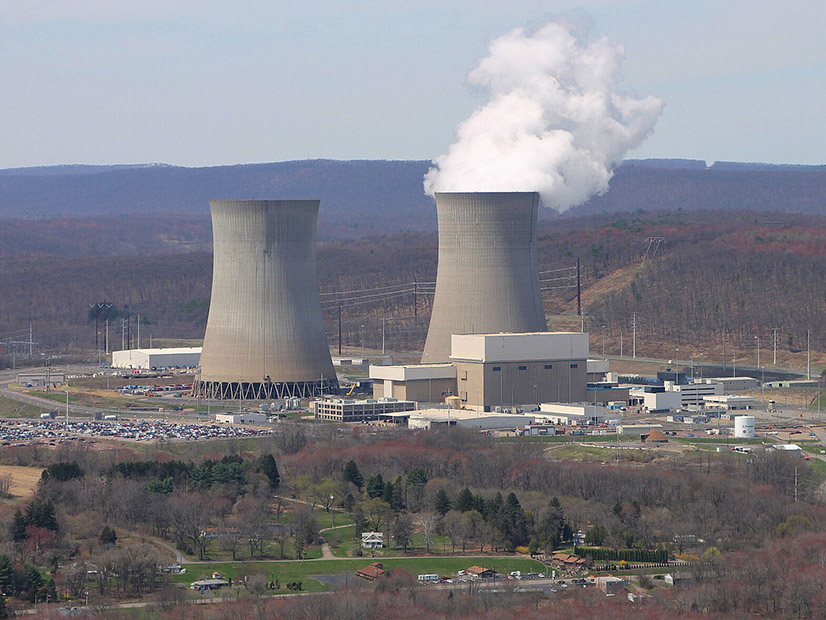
[192,199,338,399]
[421,192,548,363]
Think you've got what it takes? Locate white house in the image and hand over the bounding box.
[361,532,384,549]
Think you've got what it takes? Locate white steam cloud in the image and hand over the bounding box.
[424,20,664,211]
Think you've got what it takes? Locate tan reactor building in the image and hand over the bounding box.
[372,331,589,411]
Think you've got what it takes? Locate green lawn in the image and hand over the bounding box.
[0,395,47,418]
[30,390,80,404]
[174,556,546,593]
[278,506,352,531]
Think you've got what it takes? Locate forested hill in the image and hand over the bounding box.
[1,159,825,240]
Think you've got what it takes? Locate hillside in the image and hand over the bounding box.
[1,159,825,244]
[0,209,823,372]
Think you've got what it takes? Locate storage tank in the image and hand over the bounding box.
[192,200,338,400]
[734,415,755,438]
[421,192,547,363]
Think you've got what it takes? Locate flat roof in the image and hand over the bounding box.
[411,408,533,422]
[115,347,202,355]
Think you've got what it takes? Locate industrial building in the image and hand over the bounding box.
[421,192,547,363]
[534,403,620,426]
[407,408,535,430]
[111,347,201,370]
[699,377,759,392]
[371,331,589,410]
[215,412,268,424]
[703,394,755,410]
[311,397,417,422]
[370,364,457,402]
[629,386,682,412]
[192,200,338,400]
[16,371,66,388]
[664,381,723,407]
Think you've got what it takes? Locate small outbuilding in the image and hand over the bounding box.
[466,566,495,579]
[597,576,627,595]
[190,578,228,591]
[642,428,669,443]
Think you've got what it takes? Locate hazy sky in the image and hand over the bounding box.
[2,0,824,169]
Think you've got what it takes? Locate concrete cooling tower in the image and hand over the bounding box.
[421,192,548,363]
[192,199,338,399]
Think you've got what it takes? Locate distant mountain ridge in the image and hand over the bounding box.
[1,158,825,239]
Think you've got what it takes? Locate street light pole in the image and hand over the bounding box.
[755,336,760,372]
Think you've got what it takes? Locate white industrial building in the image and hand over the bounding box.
[111,347,201,370]
[629,387,682,412]
[407,408,534,431]
[700,377,759,392]
[215,412,268,424]
[617,423,664,436]
[534,403,620,426]
[703,394,756,410]
[664,381,723,407]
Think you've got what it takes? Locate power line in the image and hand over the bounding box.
[320,282,421,297]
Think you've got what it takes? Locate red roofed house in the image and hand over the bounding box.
[357,562,386,581]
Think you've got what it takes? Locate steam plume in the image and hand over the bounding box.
[424,20,664,211]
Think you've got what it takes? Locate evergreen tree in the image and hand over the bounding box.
[434,489,452,516]
[456,488,474,513]
[366,474,385,499]
[405,467,428,486]
[390,478,404,511]
[24,500,57,532]
[24,566,42,600]
[11,510,27,542]
[99,526,117,545]
[0,556,14,596]
[257,454,280,490]
[343,460,364,491]
[382,481,394,505]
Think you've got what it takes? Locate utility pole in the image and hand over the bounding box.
[723,322,727,370]
[772,328,778,365]
[807,330,811,380]
[755,336,760,371]
[338,302,342,356]
[576,258,581,319]
[632,312,637,359]
[619,329,623,358]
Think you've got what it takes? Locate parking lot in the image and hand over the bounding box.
[0,418,273,444]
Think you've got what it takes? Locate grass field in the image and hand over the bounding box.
[0,465,43,499]
[173,556,546,593]
[0,395,46,418]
